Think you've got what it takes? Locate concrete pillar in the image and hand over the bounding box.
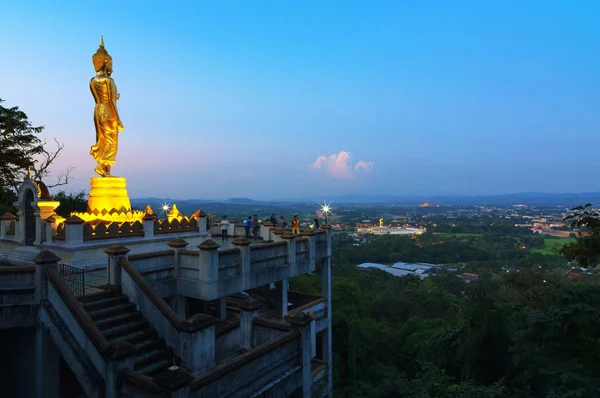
[142,213,156,238]
[260,221,274,241]
[35,324,60,398]
[282,231,297,276]
[274,279,288,319]
[198,211,207,234]
[238,297,262,350]
[179,313,218,375]
[301,231,318,272]
[45,216,57,242]
[228,220,237,237]
[321,223,333,257]
[34,201,59,246]
[213,297,227,320]
[198,239,220,299]
[320,259,332,370]
[105,362,118,398]
[64,215,84,245]
[0,212,16,238]
[287,312,316,398]
[33,250,60,304]
[169,238,189,319]
[15,208,25,243]
[232,236,252,290]
[104,245,130,287]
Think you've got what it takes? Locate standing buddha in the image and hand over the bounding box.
[90,36,124,177]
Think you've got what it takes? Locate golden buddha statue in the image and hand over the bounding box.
[90,36,124,177]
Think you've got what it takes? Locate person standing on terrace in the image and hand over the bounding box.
[219,215,230,243]
[291,215,300,234]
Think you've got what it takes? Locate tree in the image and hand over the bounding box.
[560,204,600,267]
[0,98,44,191]
[0,98,72,192]
[53,191,87,218]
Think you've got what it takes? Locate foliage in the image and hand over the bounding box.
[53,191,87,218]
[0,187,17,215]
[288,223,600,398]
[0,99,72,193]
[0,98,44,191]
[561,204,600,266]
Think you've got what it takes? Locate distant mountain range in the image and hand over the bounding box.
[131,192,600,208]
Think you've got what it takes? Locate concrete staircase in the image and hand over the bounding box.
[81,290,175,377]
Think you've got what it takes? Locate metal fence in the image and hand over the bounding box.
[58,263,108,299]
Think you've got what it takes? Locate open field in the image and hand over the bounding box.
[532,237,576,255]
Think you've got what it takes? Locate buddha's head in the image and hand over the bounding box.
[92,36,113,75]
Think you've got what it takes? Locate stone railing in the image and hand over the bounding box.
[0,265,36,325]
[154,217,198,235]
[117,254,218,374]
[0,213,17,239]
[249,241,288,272]
[44,266,137,378]
[82,221,144,241]
[49,212,208,244]
[189,330,301,396]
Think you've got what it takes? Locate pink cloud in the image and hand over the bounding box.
[309,151,374,180]
[354,160,375,172]
[243,171,253,178]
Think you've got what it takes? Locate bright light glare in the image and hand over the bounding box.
[162,205,170,211]
[322,205,330,213]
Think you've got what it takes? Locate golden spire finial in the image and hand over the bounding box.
[99,35,104,48]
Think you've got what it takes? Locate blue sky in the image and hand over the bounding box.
[1,1,598,200]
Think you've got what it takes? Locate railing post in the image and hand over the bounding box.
[168,238,189,319]
[178,314,218,375]
[232,236,252,291]
[142,213,155,239]
[64,215,84,245]
[287,312,317,398]
[260,221,274,241]
[198,239,220,298]
[0,212,16,238]
[198,210,207,234]
[34,251,62,398]
[44,216,57,243]
[105,245,130,287]
[320,223,333,257]
[32,250,61,303]
[239,297,262,350]
[282,231,297,275]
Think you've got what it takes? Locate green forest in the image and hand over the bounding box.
[291,215,600,397]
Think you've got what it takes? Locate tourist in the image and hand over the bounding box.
[252,215,260,238]
[219,215,230,243]
[243,216,252,238]
[279,215,287,229]
[291,215,300,234]
[312,218,320,232]
[269,213,277,225]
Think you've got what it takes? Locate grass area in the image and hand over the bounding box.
[443,233,482,238]
[532,237,576,255]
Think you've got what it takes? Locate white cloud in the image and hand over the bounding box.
[309,151,375,180]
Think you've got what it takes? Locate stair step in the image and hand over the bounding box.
[83,295,129,312]
[79,289,120,304]
[134,347,172,370]
[135,337,165,352]
[102,319,149,340]
[137,359,172,377]
[89,303,137,321]
[96,312,142,330]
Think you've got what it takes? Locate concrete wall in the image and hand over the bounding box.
[0,266,37,328]
[215,327,241,364]
[190,337,300,398]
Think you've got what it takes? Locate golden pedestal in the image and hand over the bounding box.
[87,177,132,214]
